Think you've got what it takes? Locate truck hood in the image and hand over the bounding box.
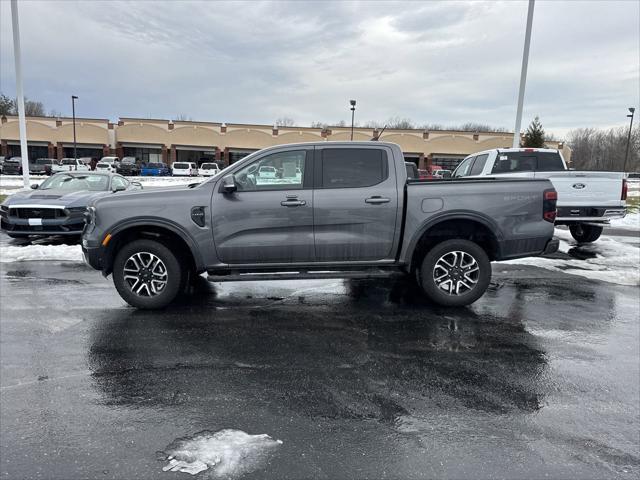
[4,189,111,208]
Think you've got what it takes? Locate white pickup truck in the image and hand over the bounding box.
[452,148,627,243]
[52,158,91,174]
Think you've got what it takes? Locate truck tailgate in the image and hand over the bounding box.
[532,171,625,207]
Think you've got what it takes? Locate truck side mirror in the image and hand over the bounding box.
[31,184,39,189]
[222,174,237,193]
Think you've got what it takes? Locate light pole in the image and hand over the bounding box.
[623,107,635,173]
[10,0,30,188]
[71,95,78,159]
[512,0,535,148]
[350,99,356,141]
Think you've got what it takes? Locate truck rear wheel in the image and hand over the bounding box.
[569,224,603,243]
[419,239,491,307]
[113,239,183,309]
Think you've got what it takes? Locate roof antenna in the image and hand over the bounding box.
[371,125,387,141]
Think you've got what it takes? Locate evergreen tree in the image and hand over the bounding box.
[522,116,546,147]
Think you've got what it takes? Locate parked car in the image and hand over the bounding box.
[30,158,58,175]
[0,156,5,173]
[78,157,94,170]
[53,158,90,173]
[97,156,120,173]
[118,157,140,176]
[171,162,198,176]
[0,172,142,239]
[452,148,627,243]
[258,165,277,178]
[141,162,171,176]
[433,169,452,178]
[198,162,220,177]
[2,157,23,175]
[82,141,558,309]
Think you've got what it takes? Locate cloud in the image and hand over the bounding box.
[0,0,638,136]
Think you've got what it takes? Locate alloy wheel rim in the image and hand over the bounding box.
[432,250,479,296]
[123,252,168,297]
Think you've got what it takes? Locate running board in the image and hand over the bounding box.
[207,269,404,283]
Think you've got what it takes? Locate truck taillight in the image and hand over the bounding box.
[543,188,557,223]
[622,179,628,201]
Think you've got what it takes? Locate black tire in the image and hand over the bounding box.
[569,224,603,243]
[112,239,183,309]
[419,239,491,307]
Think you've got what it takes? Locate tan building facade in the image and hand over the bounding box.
[0,115,571,170]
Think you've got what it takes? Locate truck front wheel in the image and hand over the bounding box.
[419,239,491,307]
[569,224,603,243]
[112,239,183,309]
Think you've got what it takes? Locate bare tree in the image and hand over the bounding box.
[275,117,295,127]
[0,94,14,115]
[568,125,640,172]
[173,114,193,121]
[311,121,328,128]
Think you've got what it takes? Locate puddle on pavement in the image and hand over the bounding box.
[158,429,282,477]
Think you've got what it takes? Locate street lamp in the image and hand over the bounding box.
[350,99,356,141]
[623,107,635,173]
[71,95,78,159]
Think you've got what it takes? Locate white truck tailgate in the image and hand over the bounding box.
[532,171,624,207]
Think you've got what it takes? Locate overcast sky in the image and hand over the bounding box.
[0,0,638,136]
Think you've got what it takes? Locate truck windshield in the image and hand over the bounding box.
[491,151,565,173]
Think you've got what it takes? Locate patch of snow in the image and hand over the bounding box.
[159,429,282,477]
[610,211,639,231]
[505,229,639,286]
[0,244,83,263]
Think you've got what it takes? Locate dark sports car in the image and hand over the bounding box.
[0,172,142,238]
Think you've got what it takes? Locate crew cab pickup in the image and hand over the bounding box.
[82,142,558,309]
[53,158,91,173]
[452,148,627,243]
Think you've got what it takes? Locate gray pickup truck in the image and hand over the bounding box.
[82,141,558,309]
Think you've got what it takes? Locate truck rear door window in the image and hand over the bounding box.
[321,148,387,188]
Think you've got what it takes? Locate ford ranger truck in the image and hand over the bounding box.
[452,148,627,243]
[82,142,559,309]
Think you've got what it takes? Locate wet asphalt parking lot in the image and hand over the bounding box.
[1,233,639,479]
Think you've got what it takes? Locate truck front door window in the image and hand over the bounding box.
[453,156,475,177]
[235,150,306,191]
[469,154,488,175]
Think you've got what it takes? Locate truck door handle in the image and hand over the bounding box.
[365,196,390,204]
[281,199,306,207]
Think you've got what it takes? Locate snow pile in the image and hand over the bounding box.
[159,429,282,477]
[0,244,83,263]
[505,229,639,286]
[610,211,639,231]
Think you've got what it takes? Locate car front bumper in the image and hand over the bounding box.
[1,216,85,236]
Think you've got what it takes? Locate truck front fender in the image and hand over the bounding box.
[102,217,205,275]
